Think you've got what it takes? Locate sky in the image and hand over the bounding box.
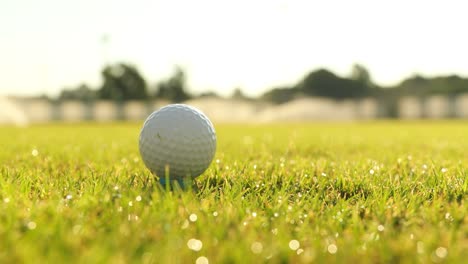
[1,0,467,97]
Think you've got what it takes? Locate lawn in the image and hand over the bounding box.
[0,122,466,263]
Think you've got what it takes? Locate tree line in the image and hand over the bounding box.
[58,63,468,104]
[60,64,191,102]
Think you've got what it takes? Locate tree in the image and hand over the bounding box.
[396,75,430,96]
[98,63,148,101]
[350,64,373,87]
[296,69,368,99]
[59,84,97,101]
[231,88,250,100]
[261,86,298,104]
[395,74,468,96]
[155,67,191,102]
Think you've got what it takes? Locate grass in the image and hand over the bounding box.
[0,121,466,263]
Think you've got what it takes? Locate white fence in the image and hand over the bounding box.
[398,95,468,119]
[1,95,468,125]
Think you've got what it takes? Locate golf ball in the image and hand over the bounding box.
[139,104,216,182]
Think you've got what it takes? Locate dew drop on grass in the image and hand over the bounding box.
[445,212,453,221]
[327,244,338,254]
[251,242,263,254]
[136,196,142,202]
[435,247,448,259]
[369,169,375,175]
[181,220,189,229]
[270,228,278,235]
[3,198,10,203]
[274,213,279,217]
[297,248,304,255]
[32,149,39,156]
[66,194,73,200]
[252,212,257,218]
[189,214,198,222]
[377,225,385,232]
[27,221,37,230]
[213,211,218,217]
[196,256,209,264]
[128,201,133,207]
[187,238,203,251]
[289,240,300,250]
[441,168,448,173]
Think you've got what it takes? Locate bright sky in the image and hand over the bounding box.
[1,0,467,97]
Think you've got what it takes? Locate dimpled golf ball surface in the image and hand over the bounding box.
[139,104,216,180]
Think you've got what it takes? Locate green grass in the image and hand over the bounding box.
[0,122,466,263]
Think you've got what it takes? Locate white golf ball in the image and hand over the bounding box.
[139,104,216,182]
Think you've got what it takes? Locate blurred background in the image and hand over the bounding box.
[1,0,468,125]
